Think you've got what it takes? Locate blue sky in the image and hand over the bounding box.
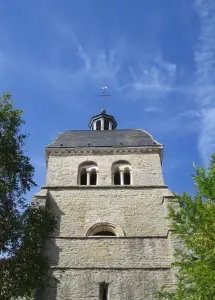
[0,0,214,200]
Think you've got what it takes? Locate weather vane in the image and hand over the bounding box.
[98,86,110,111]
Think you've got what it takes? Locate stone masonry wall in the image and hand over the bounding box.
[47,188,170,237]
[46,152,164,186]
[40,150,175,300]
[41,269,173,300]
[44,237,171,268]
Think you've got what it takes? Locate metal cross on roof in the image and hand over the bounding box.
[99,86,110,111]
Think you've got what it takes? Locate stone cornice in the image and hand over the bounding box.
[45,146,163,162]
[161,195,177,204]
[41,185,168,190]
[50,266,171,270]
[49,235,169,240]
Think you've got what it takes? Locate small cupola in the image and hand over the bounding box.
[89,109,118,131]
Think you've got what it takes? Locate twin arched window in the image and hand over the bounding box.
[78,162,98,186]
[78,160,132,186]
[112,161,132,185]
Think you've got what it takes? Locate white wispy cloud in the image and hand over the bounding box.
[194,0,215,166]
[77,46,91,71]
[198,108,215,163]
[118,58,176,100]
[0,18,197,141]
[42,46,121,94]
[176,110,201,119]
[155,109,201,135]
[27,19,176,101]
[42,22,178,103]
[144,106,164,113]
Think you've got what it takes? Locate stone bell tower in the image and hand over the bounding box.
[35,107,176,299]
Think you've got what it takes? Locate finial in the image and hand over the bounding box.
[101,108,106,114]
[98,86,110,111]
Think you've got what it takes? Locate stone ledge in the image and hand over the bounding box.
[162,195,177,204]
[50,266,171,270]
[42,185,168,190]
[167,229,175,238]
[51,235,168,240]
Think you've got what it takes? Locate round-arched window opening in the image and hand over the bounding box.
[104,119,109,130]
[94,231,116,236]
[80,169,87,185]
[114,168,120,185]
[96,120,101,130]
[124,171,131,185]
[86,222,125,237]
[90,170,97,185]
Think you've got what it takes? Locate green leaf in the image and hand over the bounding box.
[0,93,56,299]
[155,154,215,299]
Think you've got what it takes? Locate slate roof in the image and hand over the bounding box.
[47,129,162,148]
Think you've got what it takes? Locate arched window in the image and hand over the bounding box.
[96,120,101,130]
[112,161,132,185]
[86,222,125,237]
[104,119,109,130]
[90,169,97,185]
[78,162,98,186]
[80,169,87,185]
[124,168,131,185]
[114,168,120,185]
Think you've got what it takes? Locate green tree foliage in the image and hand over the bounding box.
[155,154,215,299]
[0,93,56,300]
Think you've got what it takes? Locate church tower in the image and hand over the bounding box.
[34,106,176,299]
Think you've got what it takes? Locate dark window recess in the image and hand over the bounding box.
[94,231,115,236]
[124,172,131,185]
[90,172,97,185]
[96,120,101,130]
[104,120,109,130]
[80,171,87,185]
[114,172,120,185]
[99,282,109,300]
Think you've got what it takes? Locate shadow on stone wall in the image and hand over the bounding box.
[36,191,64,300]
[47,191,65,236]
[36,269,59,300]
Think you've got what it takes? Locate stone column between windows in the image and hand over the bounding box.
[93,122,96,130]
[87,171,90,185]
[78,173,80,185]
[120,171,124,185]
[101,118,104,130]
[96,171,99,185]
[111,172,114,185]
[109,122,112,130]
